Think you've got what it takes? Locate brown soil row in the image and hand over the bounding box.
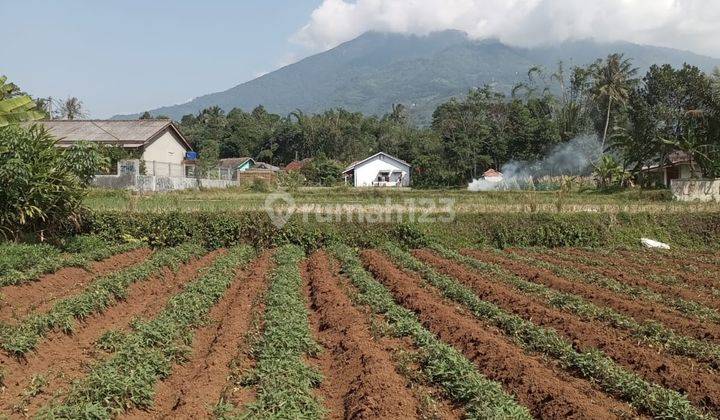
[125,251,274,419]
[620,249,720,277]
[414,249,720,415]
[361,249,639,419]
[606,250,720,288]
[0,250,221,417]
[531,249,720,313]
[562,248,720,291]
[473,249,720,343]
[303,251,419,419]
[0,248,153,324]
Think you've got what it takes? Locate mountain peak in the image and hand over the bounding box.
[114,33,720,122]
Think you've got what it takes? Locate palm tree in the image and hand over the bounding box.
[0,76,45,127]
[590,53,638,151]
[57,97,87,120]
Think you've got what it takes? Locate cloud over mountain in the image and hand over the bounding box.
[293,0,720,57]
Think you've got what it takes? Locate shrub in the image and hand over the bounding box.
[0,125,85,239]
[301,155,344,186]
[62,141,110,184]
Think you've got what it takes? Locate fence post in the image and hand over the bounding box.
[152,160,157,176]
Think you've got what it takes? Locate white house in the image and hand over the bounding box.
[638,150,699,187]
[342,152,411,187]
[34,119,193,176]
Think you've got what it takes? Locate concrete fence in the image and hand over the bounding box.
[670,178,720,202]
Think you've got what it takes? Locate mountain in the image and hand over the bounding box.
[114,30,720,123]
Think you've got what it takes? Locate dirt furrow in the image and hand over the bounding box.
[361,250,638,420]
[0,248,153,324]
[124,251,273,419]
[619,250,720,280]
[0,250,220,417]
[559,248,720,295]
[415,249,720,415]
[470,249,720,343]
[303,250,419,419]
[532,250,720,313]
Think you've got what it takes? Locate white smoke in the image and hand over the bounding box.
[468,135,601,191]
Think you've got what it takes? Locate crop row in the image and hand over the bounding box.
[235,244,325,419]
[0,239,145,287]
[512,250,720,323]
[441,245,720,368]
[330,243,532,419]
[383,243,705,419]
[0,243,206,355]
[41,245,256,418]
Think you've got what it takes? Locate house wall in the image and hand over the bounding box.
[141,130,187,175]
[671,179,720,202]
[353,155,410,187]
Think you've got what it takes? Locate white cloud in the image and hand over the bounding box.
[293,0,720,57]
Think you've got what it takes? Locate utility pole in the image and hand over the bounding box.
[47,96,53,119]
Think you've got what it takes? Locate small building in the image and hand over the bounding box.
[638,151,699,187]
[285,158,313,172]
[342,152,411,187]
[33,119,193,177]
[482,168,504,183]
[219,157,255,179]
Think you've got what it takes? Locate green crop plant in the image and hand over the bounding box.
[0,243,206,355]
[40,245,255,418]
[329,243,531,420]
[433,244,720,368]
[0,239,146,287]
[236,245,326,419]
[383,243,707,419]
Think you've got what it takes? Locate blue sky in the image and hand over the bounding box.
[2,0,322,118]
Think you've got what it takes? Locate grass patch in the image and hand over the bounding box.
[330,242,531,420]
[236,244,325,419]
[384,243,706,419]
[0,243,206,355]
[39,245,255,418]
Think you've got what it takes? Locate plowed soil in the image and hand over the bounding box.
[414,249,720,414]
[535,249,720,312]
[303,250,419,419]
[467,249,720,343]
[0,248,152,323]
[125,251,274,419]
[0,250,221,417]
[361,250,639,420]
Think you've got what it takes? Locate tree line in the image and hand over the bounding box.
[175,54,720,187]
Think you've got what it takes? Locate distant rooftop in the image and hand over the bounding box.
[28,119,191,149]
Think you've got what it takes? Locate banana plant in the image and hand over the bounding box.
[0,76,45,127]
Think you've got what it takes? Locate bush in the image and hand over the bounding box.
[63,141,110,184]
[0,125,85,239]
[301,155,344,186]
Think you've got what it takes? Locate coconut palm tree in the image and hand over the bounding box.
[57,97,87,120]
[0,76,45,127]
[590,53,638,151]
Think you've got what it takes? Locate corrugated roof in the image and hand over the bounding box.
[29,119,192,150]
[219,157,253,168]
[285,158,312,171]
[342,152,411,173]
[483,169,503,177]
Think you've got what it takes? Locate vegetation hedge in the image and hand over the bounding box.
[83,211,720,250]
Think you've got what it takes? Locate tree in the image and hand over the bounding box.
[301,154,345,186]
[0,76,45,127]
[139,111,152,119]
[0,125,85,239]
[57,97,87,120]
[590,54,638,151]
[62,141,110,184]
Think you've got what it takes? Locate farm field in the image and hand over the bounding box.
[1,238,719,418]
[84,187,720,214]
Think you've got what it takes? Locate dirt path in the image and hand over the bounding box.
[415,249,720,415]
[124,251,273,419]
[0,250,220,417]
[303,250,418,419]
[361,250,638,420]
[469,249,720,343]
[535,250,720,313]
[0,248,153,324]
